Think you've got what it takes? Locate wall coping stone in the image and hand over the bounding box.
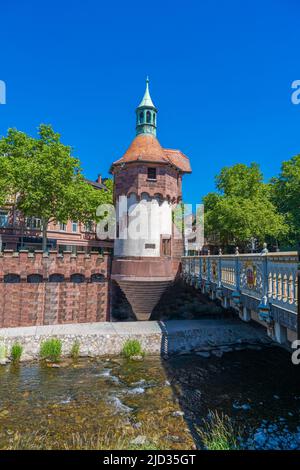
[0,319,271,361]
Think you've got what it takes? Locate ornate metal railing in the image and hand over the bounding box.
[182,248,298,334]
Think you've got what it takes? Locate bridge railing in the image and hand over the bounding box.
[181,250,298,340]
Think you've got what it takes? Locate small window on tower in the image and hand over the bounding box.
[139,111,144,123]
[146,111,151,123]
[147,167,156,180]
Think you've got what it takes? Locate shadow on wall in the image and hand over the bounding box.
[110,280,136,321]
[111,278,233,322]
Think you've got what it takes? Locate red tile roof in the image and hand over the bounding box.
[163,148,191,173]
[110,134,191,173]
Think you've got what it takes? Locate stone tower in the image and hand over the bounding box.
[110,79,191,320]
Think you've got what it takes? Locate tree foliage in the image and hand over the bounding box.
[203,163,287,251]
[0,125,113,250]
[270,154,300,248]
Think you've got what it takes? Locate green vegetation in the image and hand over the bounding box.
[203,163,288,251]
[10,343,23,363]
[270,154,300,248]
[40,338,62,363]
[70,340,80,360]
[122,339,144,359]
[65,432,160,450]
[2,431,162,450]
[198,411,240,450]
[0,342,7,362]
[0,125,113,251]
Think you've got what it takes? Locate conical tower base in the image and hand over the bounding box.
[116,279,172,321]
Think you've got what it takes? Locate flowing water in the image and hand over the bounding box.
[0,346,299,449]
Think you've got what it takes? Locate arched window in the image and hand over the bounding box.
[141,192,151,201]
[70,273,85,283]
[4,273,20,283]
[153,113,156,125]
[154,193,163,204]
[27,274,43,283]
[91,273,105,283]
[139,111,144,123]
[127,192,138,209]
[146,111,151,123]
[49,273,64,283]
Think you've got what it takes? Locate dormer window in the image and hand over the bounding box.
[147,167,156,180]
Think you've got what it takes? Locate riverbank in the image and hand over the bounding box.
[0,319,271,362]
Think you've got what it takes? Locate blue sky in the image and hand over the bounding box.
[0,0,300,205]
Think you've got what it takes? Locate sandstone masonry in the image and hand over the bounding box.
[0,250,111,328]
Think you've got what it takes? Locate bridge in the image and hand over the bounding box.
[181,247,298,348]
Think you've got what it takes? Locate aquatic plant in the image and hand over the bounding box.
[3,431,50,450]
[122,339,144,359]
[64,432,160,450]
[70,340,80,359]
[11,343,23,363]
[2,430,163,450]
[198,411,240,450]
[40,338,62,362]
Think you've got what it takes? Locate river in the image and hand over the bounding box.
[0,346,299,450]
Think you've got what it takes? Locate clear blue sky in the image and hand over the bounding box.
[1,0,300,205]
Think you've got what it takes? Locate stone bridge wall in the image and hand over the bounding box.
[0,250,111,328]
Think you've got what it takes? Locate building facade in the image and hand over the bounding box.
[110,79,191,320]
[0,176,112,253]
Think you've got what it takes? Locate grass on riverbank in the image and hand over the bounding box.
[70,340,80,360]
[2,430,165,451]
[0,342,7,361]
[197,411,240,450]
[11,343,23,363]
[40,339,62,362]
[122,339,145,359]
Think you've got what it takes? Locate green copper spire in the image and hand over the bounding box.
[138,76,155,108]
[136,77,157,136]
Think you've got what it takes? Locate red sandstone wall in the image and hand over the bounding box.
[114,163,181,201]
[0,250,111,328]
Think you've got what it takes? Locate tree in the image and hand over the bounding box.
[203,163,287,251]
[270,154,300,248]
[0,157,13,207]
[0,125,113,251]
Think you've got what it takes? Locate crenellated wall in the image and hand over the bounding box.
[0,250,111,328]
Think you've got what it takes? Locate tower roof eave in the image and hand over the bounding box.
[109,135,192,174]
